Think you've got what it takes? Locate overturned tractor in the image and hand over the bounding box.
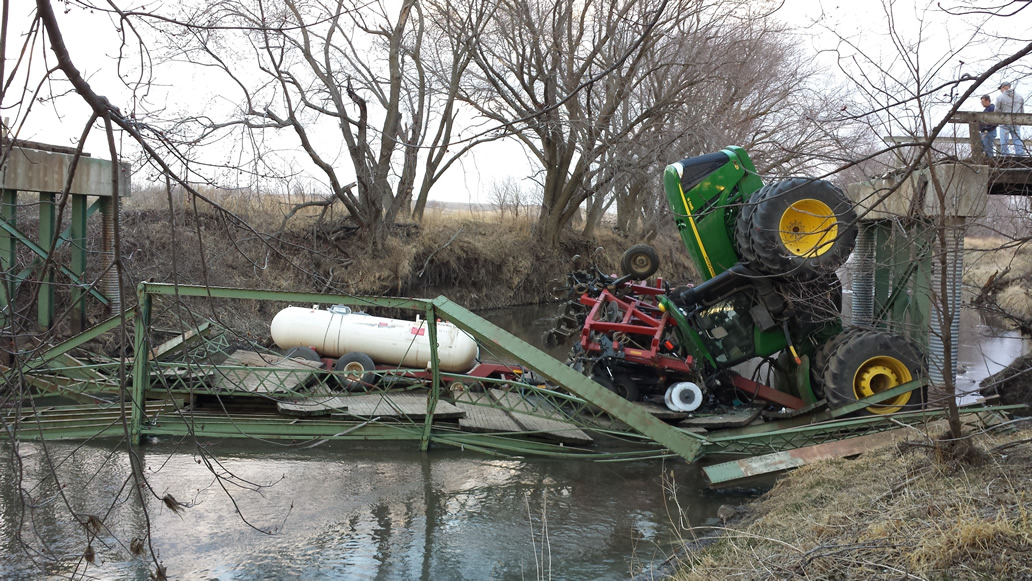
[546,147,927,416]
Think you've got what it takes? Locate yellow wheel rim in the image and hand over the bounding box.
[342,362,365,373]
[852,355,913,414]
[779,198,837,257]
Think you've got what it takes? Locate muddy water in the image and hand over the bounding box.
[0,305,1023,580]
[0,440,740,580]
[954,308,1029,402]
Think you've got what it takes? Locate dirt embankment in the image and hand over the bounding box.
[109,204,695,339]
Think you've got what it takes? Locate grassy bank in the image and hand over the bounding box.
[672,422,1032,579]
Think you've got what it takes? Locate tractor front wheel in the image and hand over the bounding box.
[821,330,926,415]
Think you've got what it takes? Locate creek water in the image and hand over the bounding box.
[0,304,1025,580]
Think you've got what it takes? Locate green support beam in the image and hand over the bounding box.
[430,296,706,462]
[873,222,891,329]
[421,303,442,451]
[131,291,151,443]
[0,216,110,306]
[38,193,55,328]
[0,189,14,333]
[912,227,933,350]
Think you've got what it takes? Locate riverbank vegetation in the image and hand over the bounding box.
[112,186,696,337]
[673,422,1032,579]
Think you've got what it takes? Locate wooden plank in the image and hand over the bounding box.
[486,389,593,444]
[214,350,323,394]
[451,390,523,433]
[680,408,762,430]
[329,392,464,421]
[455,402,524,433]
[704,429,908,485]
[277,397,349,417]
[280,392,465,420]
[636,401,689,420]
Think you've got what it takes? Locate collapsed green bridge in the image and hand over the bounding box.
[1,283,1017,485]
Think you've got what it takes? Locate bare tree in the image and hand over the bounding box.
[488,175,529,221]
[459,0,862,248]
[158,0,491,243]
[460,0,689,247]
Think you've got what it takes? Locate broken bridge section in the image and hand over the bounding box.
[0,282,1019,483]
[0,138,130,336]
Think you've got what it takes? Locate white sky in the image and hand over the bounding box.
[4,0,1032,202]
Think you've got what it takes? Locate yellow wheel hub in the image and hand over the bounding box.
[853,355,913,414]
[342,362,365,373]
[779,198,837,257]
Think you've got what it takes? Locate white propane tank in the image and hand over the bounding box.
[270,305,479,372]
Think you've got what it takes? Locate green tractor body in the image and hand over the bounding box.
[662,146,764,280]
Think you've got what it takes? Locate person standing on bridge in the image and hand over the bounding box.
[980,95,997,157]
[995,81,1026,155]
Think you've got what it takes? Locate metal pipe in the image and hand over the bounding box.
[101,197,121,315]
[928,219,964,386]
[850,224,875,326]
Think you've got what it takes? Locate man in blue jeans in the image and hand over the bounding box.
[980,94,997,157]
[995,81,1026,155]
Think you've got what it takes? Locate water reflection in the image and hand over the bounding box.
[0,440,732,580]
[955,308,1029,403]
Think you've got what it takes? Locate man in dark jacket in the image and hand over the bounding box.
[980,94,997,157]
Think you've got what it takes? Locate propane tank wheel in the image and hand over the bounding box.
[333,352,377,391]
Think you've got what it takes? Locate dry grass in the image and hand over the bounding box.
[674,423,1032,580]
[97,189,695,340]
[964,236,1032,325]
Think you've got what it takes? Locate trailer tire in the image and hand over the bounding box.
[334,352,377,391]
[620,244,660,280]
[593,374,641,403]
[810,328,853,400]
[284,346,321,363]
[542,329,562,349]
[746,178,857,279]
[821,330,926,415]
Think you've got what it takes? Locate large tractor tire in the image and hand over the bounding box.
[809,328,854,400]
[740,178,857,280]
[733,196,760,265]
[820,330,926,415]
[620,244,660,280]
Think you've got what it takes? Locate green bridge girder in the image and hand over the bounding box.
[3,282,1019,469]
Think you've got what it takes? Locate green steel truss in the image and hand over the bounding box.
[1,283,1020,465]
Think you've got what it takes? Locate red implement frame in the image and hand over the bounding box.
[578,283,693,375]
